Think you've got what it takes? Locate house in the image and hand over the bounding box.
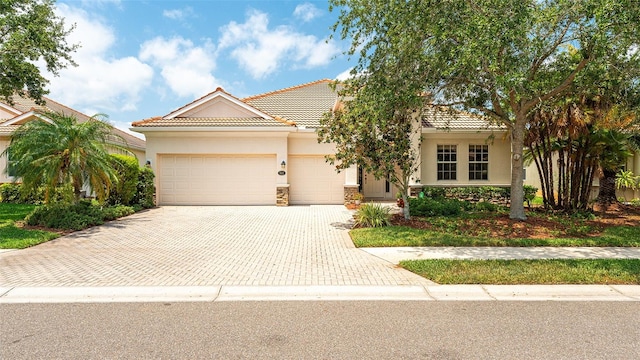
[132,79,517,206]
[0,95,146,184]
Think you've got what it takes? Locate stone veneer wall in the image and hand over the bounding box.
[409,185,423,197]
[276,186,289,206]
[344,185,359,205]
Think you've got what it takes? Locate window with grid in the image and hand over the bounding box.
[437,145,457,180]
[468,145,488,180]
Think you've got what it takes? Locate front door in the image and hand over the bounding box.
[363,173,386,198]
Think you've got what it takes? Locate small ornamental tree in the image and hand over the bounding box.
[319,80,423,220]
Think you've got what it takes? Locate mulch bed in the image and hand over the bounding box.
[383,205,640,239]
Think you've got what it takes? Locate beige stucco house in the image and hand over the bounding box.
[133,79,516,206]
[0,95,146,185]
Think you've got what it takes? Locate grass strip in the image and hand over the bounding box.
[351,226,640,247]
[400,259,640,284]
[0,203,59,249]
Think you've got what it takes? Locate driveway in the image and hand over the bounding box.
[0,206,429,287]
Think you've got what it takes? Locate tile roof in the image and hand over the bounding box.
[421,107,505,130]
[0,125,20,135]
[131,79,504,132]
[0,95,146,150]
[132,117,294,127]
[243,79,338,127]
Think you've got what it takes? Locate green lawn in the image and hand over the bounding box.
[351,225,640,247]
[0,203,59,249]
[400,259,640,284]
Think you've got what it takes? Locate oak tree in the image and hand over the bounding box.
[328,0,640,220]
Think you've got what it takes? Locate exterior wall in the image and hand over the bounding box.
[420,131,511,187]
[131,149,146,166]
[144,131,289,200]
[182,98,257,118]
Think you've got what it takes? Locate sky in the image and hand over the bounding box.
[43,0,354,138]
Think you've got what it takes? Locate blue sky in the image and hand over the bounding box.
[44,0,353,137]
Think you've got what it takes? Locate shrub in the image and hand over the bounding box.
[134,167,155,208]
[474,201,498,212]
[523,185,538,206]
[0,183,21,203]
[26,201,104,230]
[409,197,468,217]
[102,205,135,221]
[354,203,391,227]
[420,186,511,202]
[0,183,49,204]
[107,154,140,206]
[26,201,135,230]
[420,187,446,199]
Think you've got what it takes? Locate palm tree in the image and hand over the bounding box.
[595,107,638,206]
[2,111,125,203]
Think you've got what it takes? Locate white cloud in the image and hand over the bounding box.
[335,68,354,81]
[44,4,153,114]
[139,36,219,99]
[163,7,194,20]
[293,3,322,22]
[218,9,339,79]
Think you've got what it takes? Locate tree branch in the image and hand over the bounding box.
[524,57,590,113]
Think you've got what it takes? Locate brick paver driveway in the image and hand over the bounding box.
[1,206,427,287]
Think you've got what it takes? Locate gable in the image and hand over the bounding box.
[165,89,273,120]
[180,96,263,119]
[1,112,51,126]
[0,103,21,121]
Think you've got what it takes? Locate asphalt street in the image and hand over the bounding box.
[2,301,639,359]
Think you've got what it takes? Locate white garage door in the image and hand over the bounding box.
[158,154,276,205]
[289,156,344,204]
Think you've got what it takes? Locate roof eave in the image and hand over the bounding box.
[131,126,297,133]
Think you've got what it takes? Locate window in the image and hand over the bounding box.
[437,145,457,180]
[469,145,488,180]
[5,149,17,178]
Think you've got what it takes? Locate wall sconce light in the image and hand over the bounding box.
[281,160,286,169]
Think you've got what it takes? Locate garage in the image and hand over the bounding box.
[288,156,345,204]
[158,154,276,205]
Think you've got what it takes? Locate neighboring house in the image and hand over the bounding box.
[132,79,515,206]
[0,95,146,184]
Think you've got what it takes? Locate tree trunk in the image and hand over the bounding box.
[597,170,618,206]
[402,194,410,220]
[509,114,527,220]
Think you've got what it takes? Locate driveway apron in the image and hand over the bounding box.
[0,206,429,287]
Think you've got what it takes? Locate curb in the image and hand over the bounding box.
[1,285,638,303]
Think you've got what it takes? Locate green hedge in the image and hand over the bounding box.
[420,185,538,204]
[409,197,473,217]
[25,200,136,230]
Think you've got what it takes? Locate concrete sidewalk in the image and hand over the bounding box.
[361,246,640,264]
[1,284,638,303]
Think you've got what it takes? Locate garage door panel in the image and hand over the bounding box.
[158,155,276,205]
[289,156,344,205]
